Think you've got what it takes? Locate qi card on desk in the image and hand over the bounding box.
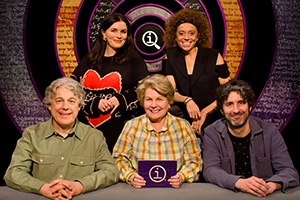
[138,160,177,187]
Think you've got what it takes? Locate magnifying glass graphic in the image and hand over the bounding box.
[142,31,161,50]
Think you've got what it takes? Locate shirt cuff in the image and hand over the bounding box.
[29,179,47,194]
[124,171,135,184]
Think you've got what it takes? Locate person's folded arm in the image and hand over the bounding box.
[4,128,47,194]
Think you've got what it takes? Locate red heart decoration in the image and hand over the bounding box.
[82,70,122,127]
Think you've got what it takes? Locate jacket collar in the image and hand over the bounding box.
[190,47,208,86]
[216,115,263,139]
[172,47,188,79]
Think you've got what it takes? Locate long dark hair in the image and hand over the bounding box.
[87,13,134,69]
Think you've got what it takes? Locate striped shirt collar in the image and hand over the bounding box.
[143,112,170,133]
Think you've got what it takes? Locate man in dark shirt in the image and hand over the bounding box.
[203,80,299,197]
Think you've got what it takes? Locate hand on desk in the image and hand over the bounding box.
[235,176,281,197]
[129,173,183,189]
[129,173,146,189]
[39,179,84,199]
[168,173,183,188]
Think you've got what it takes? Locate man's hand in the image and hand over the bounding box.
[267,181,282,195]
[58,180,84,199]
[40,179,64,199]
[39,179,84,199]
[235,176,270,197]
[39,182,58,199]
[168,173,183,188]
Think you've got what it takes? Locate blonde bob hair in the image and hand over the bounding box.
[136,74,174,107]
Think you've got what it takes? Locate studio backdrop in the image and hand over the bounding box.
[0,0,299,140]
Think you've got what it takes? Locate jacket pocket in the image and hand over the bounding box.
[255,156,273,179]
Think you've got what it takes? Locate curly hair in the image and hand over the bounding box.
[216,79,256,111]
[164,9,211,49]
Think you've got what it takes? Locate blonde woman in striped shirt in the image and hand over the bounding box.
[112,74,202,188]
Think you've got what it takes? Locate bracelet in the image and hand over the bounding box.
[184,97,192,105]
[184,97,189,104]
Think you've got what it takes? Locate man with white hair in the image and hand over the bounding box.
[4,77,119,199]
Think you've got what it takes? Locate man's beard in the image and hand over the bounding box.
[226,113,249,130]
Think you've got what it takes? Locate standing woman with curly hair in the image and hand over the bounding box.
[163,9,230,135]
[72,13,149,152]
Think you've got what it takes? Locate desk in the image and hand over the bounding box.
[0,182,299,200]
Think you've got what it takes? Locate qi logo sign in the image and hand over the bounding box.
[138,160,176,187]
[134,23,164,56]
[142,31,161,50]
[149,165,166,183]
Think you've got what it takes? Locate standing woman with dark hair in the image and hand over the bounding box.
[163,9,231,135]
[72,13,149,152]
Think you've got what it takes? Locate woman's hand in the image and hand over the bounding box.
[192,120,203,135]
[98,96,120,114]
[191,110,207,135]
[168,173,183,188]
[128,173,146,189]
[186,99,201,120]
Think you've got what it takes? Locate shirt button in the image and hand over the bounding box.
[59,175,63,178]
[40,159,43,163]
[80,161,83,164]
[61,157,64,160]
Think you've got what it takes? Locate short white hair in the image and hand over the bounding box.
[43,77,85,107]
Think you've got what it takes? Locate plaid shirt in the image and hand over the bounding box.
[112,113,202,183]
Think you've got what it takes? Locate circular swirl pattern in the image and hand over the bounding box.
[0,0,299,133]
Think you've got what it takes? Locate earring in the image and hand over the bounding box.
[103,37,107,41]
